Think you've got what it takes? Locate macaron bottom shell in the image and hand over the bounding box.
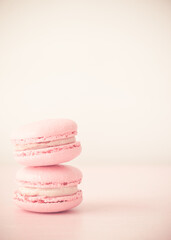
[14,190,82,213]
[15,143,82,167]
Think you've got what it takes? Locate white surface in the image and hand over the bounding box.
[1,0,171,165]
[0,165,171,240]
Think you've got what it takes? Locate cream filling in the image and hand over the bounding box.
[15,137,76,151]
[18,186,78,197]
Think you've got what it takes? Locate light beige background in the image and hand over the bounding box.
[0,0,171,165]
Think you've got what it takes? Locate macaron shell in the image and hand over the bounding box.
[16,165,82,187]
[11,119,77,141]
[15,143,81,167]
[14,191,82,213]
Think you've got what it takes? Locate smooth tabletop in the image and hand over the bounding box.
[0,165,171,240]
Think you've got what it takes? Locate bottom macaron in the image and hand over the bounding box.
[14,165,83,213]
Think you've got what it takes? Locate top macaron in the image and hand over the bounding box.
[11,119,82,166]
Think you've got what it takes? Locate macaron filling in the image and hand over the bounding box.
[14,190,82,204]
[15,137,76,151]
[18,186,78,197]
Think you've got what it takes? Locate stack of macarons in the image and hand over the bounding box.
[11,119,82,213]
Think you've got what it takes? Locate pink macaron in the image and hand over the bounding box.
[11,119,82,166]
[14,165,83,213]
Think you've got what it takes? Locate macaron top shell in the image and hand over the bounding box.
[16,165,82,188]
[11,119,77,144]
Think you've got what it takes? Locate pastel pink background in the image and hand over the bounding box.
[1,0,171,166]
[0,0,171,239]
[0,165,171,240]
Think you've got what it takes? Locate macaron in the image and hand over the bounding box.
[14,165,83,213]
[11,119,81,166]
